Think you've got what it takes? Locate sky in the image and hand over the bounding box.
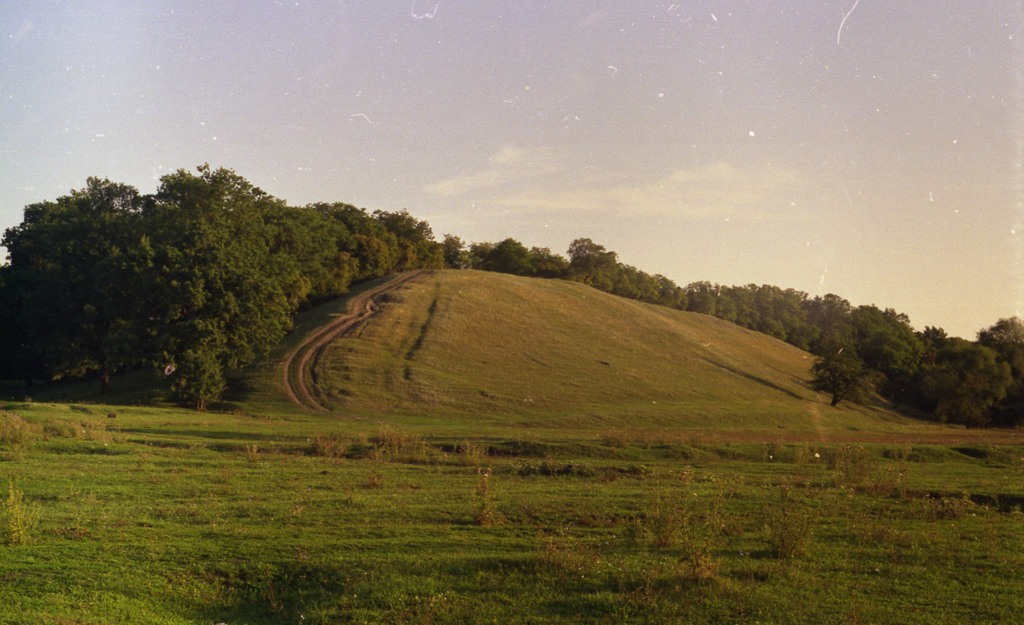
[2,0,1023,338]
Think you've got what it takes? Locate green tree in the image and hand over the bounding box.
[712,287,738,323]
[567,238,618,291]
[528,246,569,278]
[465,241,494,270]
[264,204,356,307]
[916,339,1012,426]
[977,317,1024,426]
[810,338,875,407]
[655,275,688,309]
[374,209,443,270]
[685,282,720,316]
[0,266,47,387]
[482,238,536,276]
[848,305,924,405]
[142,166,294,410]
[317,203,398,280]
[849,307,923,375]
[442,234,468,269]
[753,286,814,349]
[977,316,1024,375]
[1,178,144,393]
[805,294,852,354]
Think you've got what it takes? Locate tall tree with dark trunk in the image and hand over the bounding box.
[810,337,875,407]
[849,305,924,406]
[141,166,294,410]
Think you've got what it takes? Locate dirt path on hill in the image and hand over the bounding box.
[807,401,828,443]
[282,271,425,412]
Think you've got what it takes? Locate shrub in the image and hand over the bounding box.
[370,425,434,462]
[40,417,119,443]
[599,430,629,448]
[830,445,873,488]
[633,473,723,583]
[310,431,352,459]
[763,486,812,559]
[474,467,497,525]
[929,492,976,520]
[456,439,485,465]
[0,411,36,449]
[245,444,260,463]
[676,499,722,583]
[372,425,415,455]
[1,480,38,546]
[42,419,78,440]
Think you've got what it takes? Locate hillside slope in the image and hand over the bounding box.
[307,270,911,435]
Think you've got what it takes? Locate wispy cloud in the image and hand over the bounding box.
[426,148,805,221]
[424,145,564,197]
[10,19,34,45]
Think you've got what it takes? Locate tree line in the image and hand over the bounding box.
[0,167,443,409]
[2,167,1022,425]
[443,235,1024,427]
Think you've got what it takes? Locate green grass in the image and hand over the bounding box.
[4,271,1024,623]
[313,271,829,426]
[251,270,1008,443]
[3,402,1024,624]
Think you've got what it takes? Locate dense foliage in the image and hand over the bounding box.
[1,167,442,409]
[3,167,1022,424]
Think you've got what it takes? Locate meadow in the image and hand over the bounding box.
[2,272,1024,624]
[3,402,1024,624]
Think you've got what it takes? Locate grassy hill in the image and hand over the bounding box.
[5,271,1024,624]
[19,269,997,443]
[276,270,925,439]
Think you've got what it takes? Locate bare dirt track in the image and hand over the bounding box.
[282,271,425,412]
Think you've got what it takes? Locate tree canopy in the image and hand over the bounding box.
[1,166,441,409]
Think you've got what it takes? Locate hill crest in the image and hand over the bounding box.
[306,270,907,435]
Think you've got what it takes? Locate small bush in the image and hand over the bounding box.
[676,499,723,583]
[867,463,909,498]
[0,411,36,449]
[370,425,435,462]
[761,440,782,462]
[830,445,873,488]
[680,541,719,583]
[763,486,812,560]
[40,417,119,443]
[457,439,485,465]
[929,492,976,520]
[855,524,917,565]
[474,467,498,525]
[372,425,415,455]
[310,432,352,459]
[647,499,684,549]
[599,430,629,448]
[42,419,78,440]
[1,480,38,546]
[794,445,820,466]
[245,444,260,463]
[632,473,723,583]
[503,460,597,478]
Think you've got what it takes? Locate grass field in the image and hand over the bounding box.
[3,271,1024,624]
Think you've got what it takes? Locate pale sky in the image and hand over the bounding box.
[3,1,1022,338]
